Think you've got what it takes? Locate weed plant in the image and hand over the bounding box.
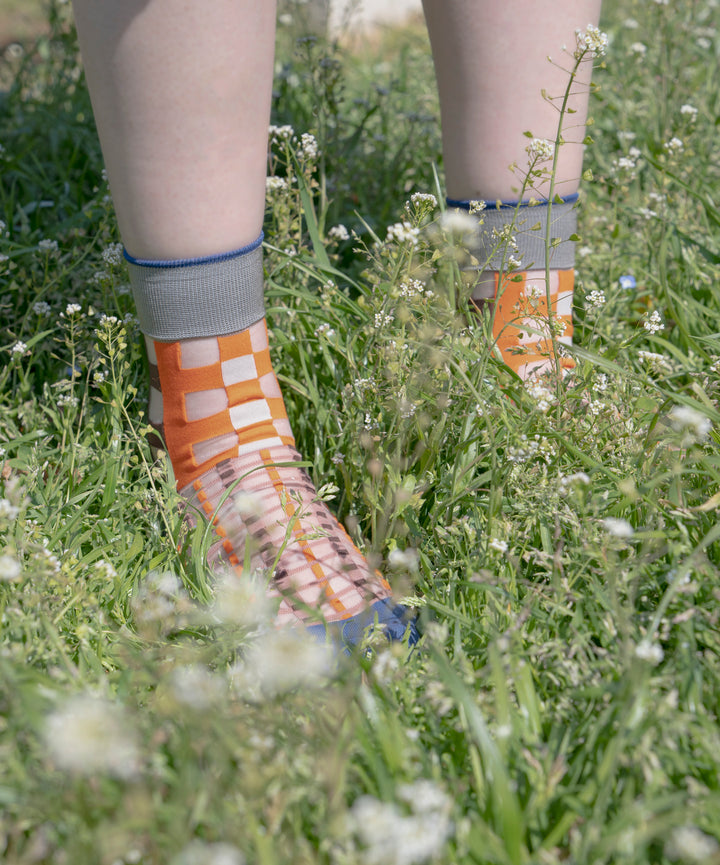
[1,1,720,863]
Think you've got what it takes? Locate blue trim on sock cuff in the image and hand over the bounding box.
[446,194,579,210]
[306,598,419,652]
[123,231,264,268]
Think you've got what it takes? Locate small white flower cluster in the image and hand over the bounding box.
[33,301,51,315]
[629,41,647,57]
[327,223,349,242]
[173,840,245,865]
[64,302,82,316]
[680,103,698,121]
[665,826,719,863]
[0,498,20,520]
[388,547,419,572]
[664,136,684,154]
[586,289,606,308]
[268,124,294,143]
[559,472,590,495]
[386,220,420,247]
[643,309,664,334]
[399,279,424,298]
[612,146,642,178]
[488,538,508,554]
[602,517,634,539]
[44,694,140,779]
[349,780,453,865]
[170,664,224,709]
[575,23,609,59]
[668,404,712,443]
[315,322,336,339]
[11,341,27,356]
[57,394,79,408]
[298,132,319,161]
[374,311,394,329]
[526,137,555,163]
[409,192,437,209]
[638,349,672,373]
[38,238,59,254]
[507,434,555,464]
[102,242,124,267]
[265,175,288,193]
[634,639,664,665]
[526,382,556,414]
[0,553,21,582]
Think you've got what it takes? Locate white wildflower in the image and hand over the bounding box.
[386,220,420,247]
[602,517,634,538]
[587,289,606,307]
[575,24,609,58]
[268,124,294,142]
[629,42,647,56]
[635,640,664,665]
[526,382,556,414]
[265,175,288,193]
[170,664,224,709]
[665,826,719,863]
[298,132,319,161]
[526,137,555,163]
[668,405,712,442]
[131,570,188,625]
[349,787,453,865]
[37,238,59,253]
[388,548,419,572]
[64,303,82,316]
[44,695,140,779]
[664,137,684,154]
[0,553,21,581]
[231,628,333,698]
[409,192,437,208]
[57,394,79,408]
[33,301,51,315]
[439,209,478,235]
[327,224,349,242]
[102,242,124,266]
[643,310,664,334]
[11,341,27,356]
[680,104,698,120]
[315,322,336,338]
[488,538,508,554]
[399,279,424,298]
[210,570,274,628]
[173,841,245,865]
[0,499,20,520]
[374,311,394,328]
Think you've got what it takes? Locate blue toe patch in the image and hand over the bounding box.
[306,598,419,650]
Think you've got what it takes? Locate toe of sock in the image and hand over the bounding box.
[306,598,419,650]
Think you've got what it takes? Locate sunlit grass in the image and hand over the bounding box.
[1,0,720,862]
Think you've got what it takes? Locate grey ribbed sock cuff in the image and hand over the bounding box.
[453,199,578,272]
[125,234,266,341]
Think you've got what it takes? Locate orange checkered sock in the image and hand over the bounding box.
[127,235,415,647]
[447,195,578,379]
[472,268,575,379]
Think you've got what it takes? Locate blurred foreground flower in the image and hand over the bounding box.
[44,695,140,779]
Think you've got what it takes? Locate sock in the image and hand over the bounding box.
[127,235,415,647]
[448,195,578,379]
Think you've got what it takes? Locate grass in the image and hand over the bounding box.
[1,0,720,862]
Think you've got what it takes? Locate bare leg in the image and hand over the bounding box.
[72,0,276,259]
[422,0,602,201]
[423,0,602,378]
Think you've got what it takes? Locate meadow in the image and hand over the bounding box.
[1,0,720,862]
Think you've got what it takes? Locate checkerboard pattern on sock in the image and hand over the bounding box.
[448,196,578,379]
[128,236,415,647]
[476,268,575,379]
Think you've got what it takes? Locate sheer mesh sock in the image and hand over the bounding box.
[472,268,575,380]
[146,319,413,644]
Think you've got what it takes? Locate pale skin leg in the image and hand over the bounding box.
[421,0,603,202]
[423,0,602,375]
[71,0,277,260]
